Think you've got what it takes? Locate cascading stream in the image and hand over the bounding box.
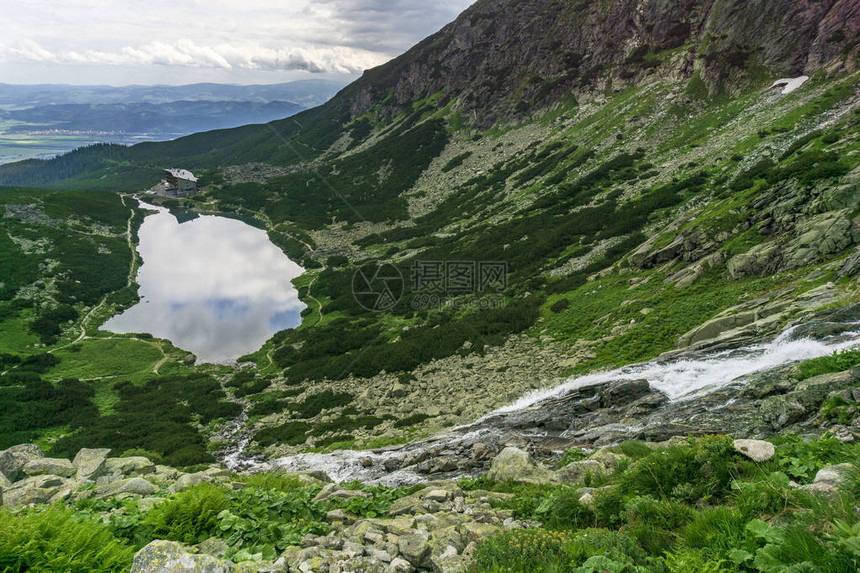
[257,321,860,484]
[488,323,860,417]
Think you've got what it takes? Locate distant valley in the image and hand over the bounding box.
[0,80,345,164]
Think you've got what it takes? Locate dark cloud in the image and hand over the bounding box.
[315,0,474,53]
[0,0,475,84]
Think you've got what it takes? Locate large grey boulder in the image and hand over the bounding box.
[130,540,257,572]
[733,439,776,462]
[801,463,854,496]
[169,472,214,493]
[555,460,608,485]
[104,456,157,478]
[487,447,554,484]
[2,475,72,507]
[22,457,76,478]
[73,448,111,482]
[0,444,45,482]
[98,477,158,498]
[398,532,431,567]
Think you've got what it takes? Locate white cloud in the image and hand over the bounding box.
[3,38,388,74]
[0,0,474,83]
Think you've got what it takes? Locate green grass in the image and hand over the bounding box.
[143,483,230,544]
[797,349,860,381]
[0,505,135,572]
[0,315,39,354]
[468,435,860,573]
[47,338,163,381]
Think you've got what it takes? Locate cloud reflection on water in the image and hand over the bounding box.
[102,203,306,363]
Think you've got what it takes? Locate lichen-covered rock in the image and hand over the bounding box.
[800,463,854,496]
[103,456,157,478]
[130,540,261,573]
[97,477,158,498]
[733,439,776,462]
[398,532,431,567]
[22,457,76,478]
[388,557,412,572]
[423,489,450,503]
[73,448,111,482]
[486,447,554,484]
[2,485,55,507]
[586,449,628,470]
[760,396,807,428]
[2,475,72,507]
[555,460,608,485]
[0,444,44,482]
[170,472,214,493]
[760,370,856,429]
[428,545,467,573]
[197,537,230,559]
[313,483,373,503]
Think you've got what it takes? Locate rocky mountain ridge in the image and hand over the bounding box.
[1,0,859,501]
[338,0,860,127]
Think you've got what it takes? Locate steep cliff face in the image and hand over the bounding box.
[339,0,860,127]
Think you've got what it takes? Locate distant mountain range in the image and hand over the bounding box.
[0,80,347,164]
[0,80,345,108]
[0,100,307,135]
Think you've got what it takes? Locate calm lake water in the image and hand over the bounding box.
[102,201,306,363]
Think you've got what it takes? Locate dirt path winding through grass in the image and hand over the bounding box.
[48,195,139,355]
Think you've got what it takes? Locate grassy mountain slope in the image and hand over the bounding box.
[0,0,858,460]
[3,2,860,572]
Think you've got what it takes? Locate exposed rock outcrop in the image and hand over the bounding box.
[339,0,860,128]
[0,443,44,482]
[73,448,111,482]
[486,447,554,484]
[733,439,776,462]
[131,540,259,573]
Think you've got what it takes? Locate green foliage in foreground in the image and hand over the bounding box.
[770,434,858,482]
[143,483,229,544]
[0,435,856,571]
[69,474,424,565]
[465,435,860,573]
[0,505,135,573]
[797,349,860,381]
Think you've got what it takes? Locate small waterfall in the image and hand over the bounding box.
[486,323,860,417]
[262,321,860,483]
[220,407,251,470]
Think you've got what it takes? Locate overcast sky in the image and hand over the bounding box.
[0,0,475,86]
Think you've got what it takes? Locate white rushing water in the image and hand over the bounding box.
[260,322,860,483]
[488,324,860,417]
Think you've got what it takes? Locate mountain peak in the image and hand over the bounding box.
[339,0,859,127]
